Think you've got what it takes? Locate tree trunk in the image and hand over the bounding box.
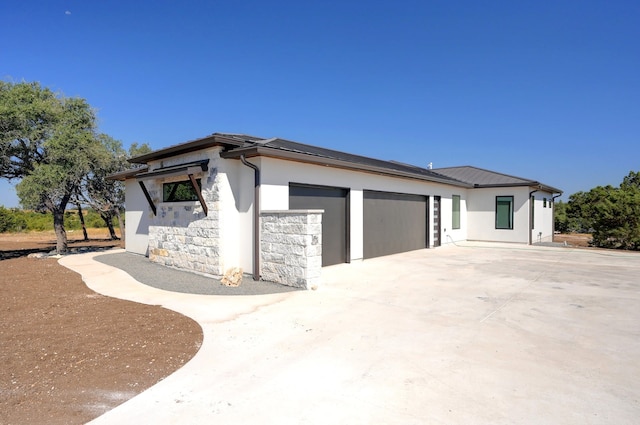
[53,208,68,253]
[115,208,125,243]
[101,211,118,240]
[77,202,89,241]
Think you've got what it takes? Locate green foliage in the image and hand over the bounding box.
[0,81,61,178]
[0,81,110,251]
[163,179,201,202]
[76,135,150,238]
[0,207,118,233]
[0,206,28,232]
[562,171,640,250]
[128,142,152,158]
[63,209,118,230]
[554,200,581,233]
[0,208,53,232]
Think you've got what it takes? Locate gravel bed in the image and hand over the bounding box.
[94,251,300,295]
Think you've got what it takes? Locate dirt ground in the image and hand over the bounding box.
[553,232,592,247]
[0,230,203,425]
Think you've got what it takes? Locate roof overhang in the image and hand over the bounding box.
[106,166,148,181]
[128,134,245,164]
[473,182,562,195]
[135,159,209,180]
[221,146,473,188]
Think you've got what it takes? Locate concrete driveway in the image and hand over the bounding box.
[60,242,640,425]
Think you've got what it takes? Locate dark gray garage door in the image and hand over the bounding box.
[289,184,349,266]
[363,190,428,259]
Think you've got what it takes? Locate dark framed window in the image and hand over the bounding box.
[163,179,202,202]
[452,195,461,229]
[496,196,514,229]
[543,197,547,208]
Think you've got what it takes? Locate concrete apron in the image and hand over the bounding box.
[59,243,640,425]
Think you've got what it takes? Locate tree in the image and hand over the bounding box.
[78,136,152,240]
[1,81,100,253]
[554,200,580,233]
[622,171,640,190]
[128,142,153,159]
[565,171,640,250]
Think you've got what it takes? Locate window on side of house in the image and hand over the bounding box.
[163,179,202,202]
[495,196,514,230]
[452,195,461,229]
[543,197,547,208]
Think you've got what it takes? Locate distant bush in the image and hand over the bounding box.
[24,210,53,231]
[0,207,119,233]
[0,206,28,232]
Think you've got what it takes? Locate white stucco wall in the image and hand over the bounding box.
[124,179,150,255]
[219,157,255,273]
[531,191,555,243]
[440,191,467,246]
[255,157,469,261]
[466,186,531,243]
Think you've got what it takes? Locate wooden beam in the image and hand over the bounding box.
[188,173,208,216]
[138,181,157,216]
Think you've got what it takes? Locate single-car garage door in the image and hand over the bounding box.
[363,190,428,259]
[289,183,349,266]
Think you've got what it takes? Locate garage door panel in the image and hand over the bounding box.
[364,191,427,259]
[289,184,348,266]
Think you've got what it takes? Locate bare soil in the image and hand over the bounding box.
[553,233,592,247]
[0,230,203,425]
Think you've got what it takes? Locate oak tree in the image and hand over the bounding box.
[1,81,100,252]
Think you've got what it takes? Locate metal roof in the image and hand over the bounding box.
[121,132,561,193]
[218,135,471,187]
[433,166,562,194]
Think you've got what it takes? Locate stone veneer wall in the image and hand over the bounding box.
[147,150,224,276]
[260,210,323,289]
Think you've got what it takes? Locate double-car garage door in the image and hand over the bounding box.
[363,190,428,259]
[289,184,429,266]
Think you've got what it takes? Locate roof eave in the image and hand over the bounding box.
[106,166,148,181]
[222,146,472,188]
[474,182,562,194]
[128,134,246,164]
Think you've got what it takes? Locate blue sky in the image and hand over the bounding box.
[1,0,638,207]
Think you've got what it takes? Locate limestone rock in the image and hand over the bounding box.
[221,267,243,287]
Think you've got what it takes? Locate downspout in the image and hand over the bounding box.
[551,194,562,242]
[240,155,261,281]
[528,188,539,245]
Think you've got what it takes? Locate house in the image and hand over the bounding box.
[110,133,561,289]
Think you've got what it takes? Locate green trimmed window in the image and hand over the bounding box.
[496,196,514,229]
[452,195,461,229]
[163,179,202,202]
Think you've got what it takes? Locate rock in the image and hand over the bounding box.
[221,267,243,287]
[27,253,48,259]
